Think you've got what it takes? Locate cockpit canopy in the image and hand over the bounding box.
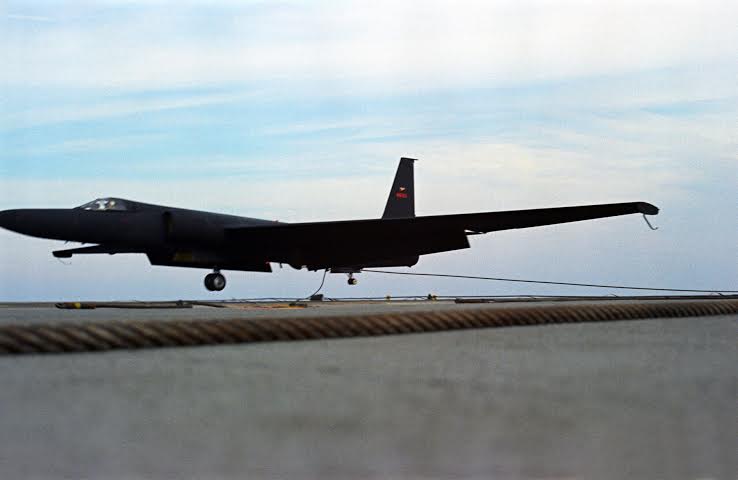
[76,198,135,212]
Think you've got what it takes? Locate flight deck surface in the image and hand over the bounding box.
[1,299,736,479]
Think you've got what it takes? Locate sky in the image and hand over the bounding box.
[0,0,736,300]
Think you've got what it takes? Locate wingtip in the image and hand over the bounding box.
[637,202,659,215]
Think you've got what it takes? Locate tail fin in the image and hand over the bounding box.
[382,157,416,219]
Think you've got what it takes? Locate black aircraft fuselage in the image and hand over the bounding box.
[0,158,659,291]
[0,201,279,271]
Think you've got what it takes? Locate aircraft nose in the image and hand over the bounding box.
[0,209,22,232]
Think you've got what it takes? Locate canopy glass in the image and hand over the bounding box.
[76,198,133,211]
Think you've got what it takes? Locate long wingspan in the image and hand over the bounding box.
[225,202,658,266]
[227,202,657,239]
[415,201,658,233]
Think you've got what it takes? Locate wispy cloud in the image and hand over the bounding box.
[6,13,55,22]
[11,134,167,155]
[1,91,258,128]
[2,1,736,91]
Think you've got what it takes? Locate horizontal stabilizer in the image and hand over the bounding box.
[53,245,140,258]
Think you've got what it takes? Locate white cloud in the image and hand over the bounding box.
[12,133,167,155]
[1,91,258,128]
[1,0,736,91]
[5,14,55,22]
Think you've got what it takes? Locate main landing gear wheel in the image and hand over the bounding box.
[204,271,226,291]
[347,273,358,286]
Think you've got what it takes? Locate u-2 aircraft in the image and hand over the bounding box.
[0,158,658,291]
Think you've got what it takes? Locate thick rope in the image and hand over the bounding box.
[1,299,736,355]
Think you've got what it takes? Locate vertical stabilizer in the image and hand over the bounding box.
[382,157,416,219]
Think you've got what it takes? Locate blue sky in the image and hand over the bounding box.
[1,0,736,300]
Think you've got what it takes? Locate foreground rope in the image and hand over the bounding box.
[1,299,736,355]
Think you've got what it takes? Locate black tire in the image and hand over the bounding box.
[204,273,216,291]
[211,273,226,291]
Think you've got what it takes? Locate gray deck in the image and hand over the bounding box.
[0,301,736,479]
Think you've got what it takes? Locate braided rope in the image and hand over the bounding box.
[1,299,736,355]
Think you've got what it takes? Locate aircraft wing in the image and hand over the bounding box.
[412,201,659,234]
[227,202,658,239]
[225,202,658,266]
